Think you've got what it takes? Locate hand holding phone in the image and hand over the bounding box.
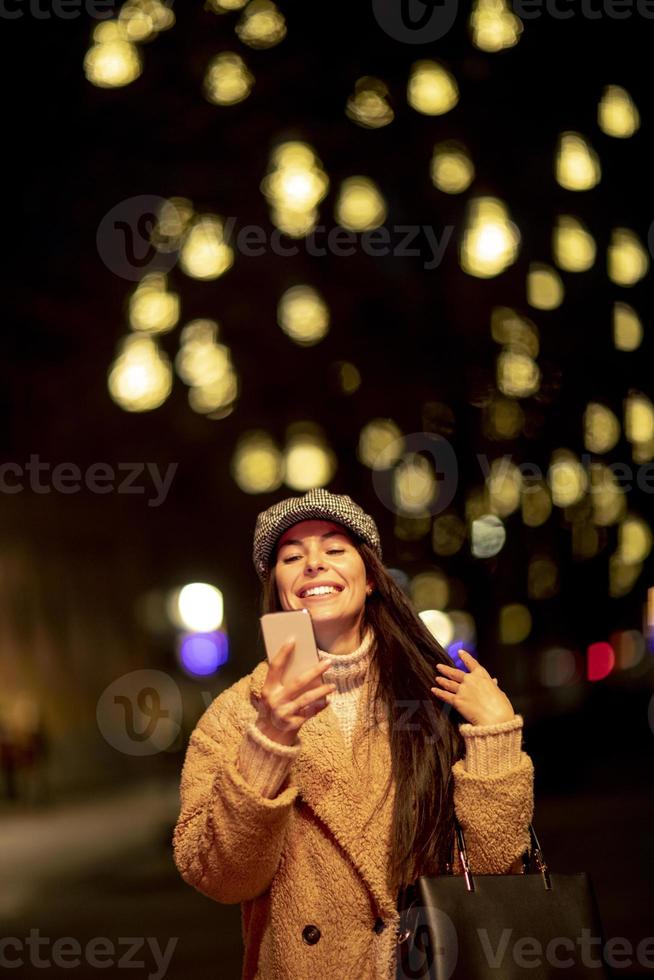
[257,610,336,746]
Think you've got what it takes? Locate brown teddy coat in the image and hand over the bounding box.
[173,657,534,980]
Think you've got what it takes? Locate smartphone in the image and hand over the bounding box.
[260,609,322,690]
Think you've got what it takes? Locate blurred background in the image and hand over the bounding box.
[2,0,654,976]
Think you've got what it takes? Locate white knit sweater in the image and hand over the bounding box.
[236,628,523,798]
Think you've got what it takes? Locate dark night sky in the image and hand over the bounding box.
[3,1,654,682]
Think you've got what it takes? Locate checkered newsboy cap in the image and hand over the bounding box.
[252,488,382,580]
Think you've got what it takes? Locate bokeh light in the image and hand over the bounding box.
[204,52,254,106]
[175,583,224,633]
[108,335,173,412]
[430,141,474,194]
[335,177,387,231]
[346,77,394,129]
[598,84,640,138]
[460,197,520,278]
[231,431,283,494]
[407,60,459,116]
[555,132,601,191]
[277,285,330,346]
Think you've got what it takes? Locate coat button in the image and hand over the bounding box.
[373,917,386,934]
[302,924,321,945]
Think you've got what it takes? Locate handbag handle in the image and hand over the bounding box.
[454,816,551,892]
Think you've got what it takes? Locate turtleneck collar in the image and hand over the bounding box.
[316,626,375,695]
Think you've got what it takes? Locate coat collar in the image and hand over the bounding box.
[249,658,399,917]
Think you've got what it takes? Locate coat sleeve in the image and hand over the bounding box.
[172,674,300,905]
[451,714,533,875]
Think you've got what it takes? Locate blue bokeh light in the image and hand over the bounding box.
[447,640,477,671]
[179,631,229,677]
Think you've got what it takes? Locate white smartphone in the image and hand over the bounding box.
[260,609,322,689]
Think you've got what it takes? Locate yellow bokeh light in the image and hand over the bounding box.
[618,515,652,565]
[128,273,180,334]
[180,215,234,280]
[460,197,520,278]
[555,132,601,191]
[188,370,239,415]
[499,604,532,644]
[487,459,522,517]
[394,514,432,541]
[598,85,640,138]
[277,286,329,346]
[284,431,336,491]
[584,403,620,454]
[346,77,394,129]
[335,177,387,232]
[590,464,625,527]
[119,0,175,41]
[358,419,403,469]
[235,0,286,48]
[608,228,650,286]
[407,60,459,116]
[613,302,643,352]
[231,431,283,493]
[432,514,466,556]
[84,38,142,89]
[393,455,436,516]
[152,197,194,253]
[469,0,523,52]
[491,307,539,357]
[108,335,172,412]
[204,52,254,106]
[609,553,642,597]
[497,350,540,398]
[335,361,361,394]
[482,395,524,440]
[528,556,559,599]
[411,570,449,612]
[633,439,654,464]
[625,393,654,443]
[553,215,596,272]
[175,319,232,388]
[527,263,564,309]
[521,481,552,528]
[548,450,588,507]
[430,141,474,194]
[208,0,248,10]
[261,142,329,238]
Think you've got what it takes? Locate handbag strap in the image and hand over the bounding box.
[454,816,551,891]
[398,817,551,913]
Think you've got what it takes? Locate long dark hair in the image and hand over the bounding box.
[261,535,465,893]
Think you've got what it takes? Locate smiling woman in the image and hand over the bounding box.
[173,488,534,980]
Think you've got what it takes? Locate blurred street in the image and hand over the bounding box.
[1,773,652,979]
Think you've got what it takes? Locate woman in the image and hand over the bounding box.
[173,488,534,980]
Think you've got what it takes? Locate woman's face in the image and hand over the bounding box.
[274,519,373,640]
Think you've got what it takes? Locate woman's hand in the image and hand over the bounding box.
[255,640,337,746]
[430,650,516,727]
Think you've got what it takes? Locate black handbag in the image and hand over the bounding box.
[396,819,612,980]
